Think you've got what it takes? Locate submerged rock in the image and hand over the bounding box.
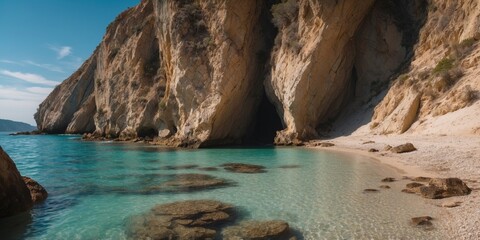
[379,185,391,189]
[198,167,219,171]
[278,164,301,169]
[0,147,33,218]
[221,163,266,174]
[146,174,231,193]
[391,143,417,153]
[222,220,296,240]
[22,176,48,203]
[161,164,199,170]
[127,200,235,240]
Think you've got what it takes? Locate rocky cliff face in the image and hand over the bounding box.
[36,0,479,147]
[0,147,32,218]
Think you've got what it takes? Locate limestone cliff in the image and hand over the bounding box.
[35,0,480,147]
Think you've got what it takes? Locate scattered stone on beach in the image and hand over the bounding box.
[198,167,219,171]
[221,163,266,174]
[383,145,392,151]
[401,188,417,194]
[379,185,391,189]
[22,176,48,203]
[146,174,231,193]
[413,176,432,182]
[317,142,335,147]
[222,220,297,240]
[411,216,434,229]
[402,182,425,194]
[126,200,235,240]
[277,164,301,169]
[391,143,417,153]
[161,164,199,170]
[419,178,471,199]
[362,140,375,144]
[406,182,425,188]
[363,188,379,193]
[368,148,379,152]
[381,177,396,182]
[438,201,462,208]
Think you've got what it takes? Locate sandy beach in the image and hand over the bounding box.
[310,134,480,239]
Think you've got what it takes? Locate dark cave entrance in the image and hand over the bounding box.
[246,93,284,145]
[137,127,158,139]
[242,0,283,146]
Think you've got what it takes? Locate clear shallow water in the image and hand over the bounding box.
[0,133,443,239]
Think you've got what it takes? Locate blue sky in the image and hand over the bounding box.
[0,0,139,125]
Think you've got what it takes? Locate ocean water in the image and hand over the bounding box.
[0,133,443,239]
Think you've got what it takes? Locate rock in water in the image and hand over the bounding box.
[126,200,235,239]
[419,178,471,199]
[391,143,417,153]
[145,174,231,193]
[221,163,267,174]
[222,220,296,240]
[22,176,48,203]
[0,147,33,218]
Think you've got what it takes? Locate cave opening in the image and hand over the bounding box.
[246,92,284,145]
[137,127,158,139]
[242,0,283,146]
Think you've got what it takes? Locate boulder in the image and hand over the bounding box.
[0,147,33,218]
[221,163,266,174]
[391,143,417,153]
[222,220,296,240]
[368,148,379,152]
[379,185,391,189]
[419,178,471,199]
[127,200,235,240]
[146,174,231,193]
[363,189,379,193]
[22,176,48,203]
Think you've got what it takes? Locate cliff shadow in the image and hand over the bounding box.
[322,0,428,138]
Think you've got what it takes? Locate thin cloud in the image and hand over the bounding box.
[0,59,23,65]
[26,87,53,95]
[49,45,72,59]
[0,70,59,86]
[24,60,64,73]
[0,85,47,101]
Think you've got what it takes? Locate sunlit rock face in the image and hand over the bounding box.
[36,0,478,146]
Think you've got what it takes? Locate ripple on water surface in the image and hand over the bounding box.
[0,133,444,239]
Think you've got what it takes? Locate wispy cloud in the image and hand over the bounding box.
[24,60,64,73]
[0,70,59,86]
[0,59,23,65]
[0,85,48,101]
[49,45,72,59]
[26,87,54,95]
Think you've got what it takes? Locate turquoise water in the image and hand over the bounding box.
[0,133,443,239]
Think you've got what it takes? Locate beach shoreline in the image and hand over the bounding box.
[309,134,480,240]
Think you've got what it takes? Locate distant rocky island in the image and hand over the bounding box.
[0,119,36,132]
